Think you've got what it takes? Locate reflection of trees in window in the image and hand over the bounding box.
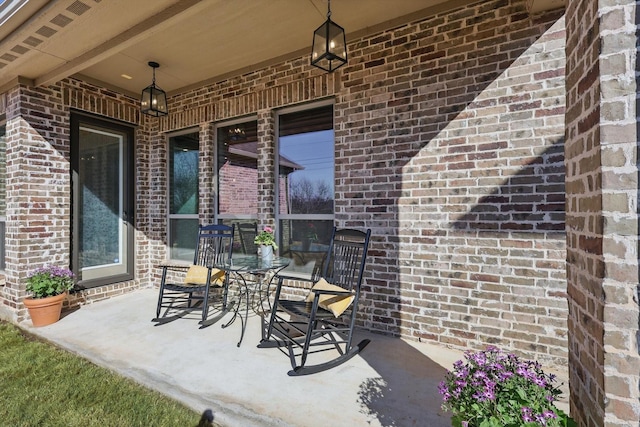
[168,132,199,260]
[170,134,199,215]
[277,104,335,268]
[171,150,198,214]
[289,177,333,214]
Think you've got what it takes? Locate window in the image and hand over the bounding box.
[168,130,199,261]
[216,119,259,254]
[276,102,334,275]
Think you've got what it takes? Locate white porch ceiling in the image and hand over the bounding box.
[0,0,565,98]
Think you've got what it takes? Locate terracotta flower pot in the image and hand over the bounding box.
[24,292,67,327]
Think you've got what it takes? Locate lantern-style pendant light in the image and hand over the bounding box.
[140,61,168,117]
[311,0,347,72]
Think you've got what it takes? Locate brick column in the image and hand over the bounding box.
[256,110,275,230]
[200,122,216,224]
[0,83,71,321]
[565,0,640,425]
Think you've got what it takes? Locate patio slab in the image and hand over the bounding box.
[20,288,466,426]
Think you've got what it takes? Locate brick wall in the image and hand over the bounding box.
[218,157,258,213]
[565,0,640,425]
[1,0,570,371]
[0,78,147,320]
[148,0,569,366]
[564,0,604,421]
[334,2,567,367]
[0,82,72,318]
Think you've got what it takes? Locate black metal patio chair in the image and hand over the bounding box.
[154,224,235,326]
[238,222,258,255]
[258,227,371,375]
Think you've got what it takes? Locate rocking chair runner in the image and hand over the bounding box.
[259,227,371,376]
[154,224,235,325]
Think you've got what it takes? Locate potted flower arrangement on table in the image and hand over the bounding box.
[254,226,278,264]
[24,265,75,327]
[439,346,576,427]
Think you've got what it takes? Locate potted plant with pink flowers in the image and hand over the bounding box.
[254,226,277,264]
[439,346,576,427]
[24,265,74,327]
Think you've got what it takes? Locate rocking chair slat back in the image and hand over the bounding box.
[259,227,372,375]
[154,223,235,325]
[323,230,369,294]
[194,224,234,267]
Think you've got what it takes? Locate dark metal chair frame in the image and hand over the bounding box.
[154,224,235,325]
[238,222,258,255]
[259,227,371,376]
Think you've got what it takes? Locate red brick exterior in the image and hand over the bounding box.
[6,1,639,424]
[0,0,568,363]
[565,0,640,425]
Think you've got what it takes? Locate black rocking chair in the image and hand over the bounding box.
[259,227,371,375]
[154,224,234,326]
[238,222,258,255]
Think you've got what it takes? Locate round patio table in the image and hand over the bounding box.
[213,254,290,347]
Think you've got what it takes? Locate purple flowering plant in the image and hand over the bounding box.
[26,265,75,299]
[439,346,576,427]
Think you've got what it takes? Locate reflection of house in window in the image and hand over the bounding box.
[217,122,300,216]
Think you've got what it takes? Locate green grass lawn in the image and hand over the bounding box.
[0,321,217,427]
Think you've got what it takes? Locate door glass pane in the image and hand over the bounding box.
[78,127,123,270]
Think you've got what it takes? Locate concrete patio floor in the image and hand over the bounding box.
[19,288,466,427]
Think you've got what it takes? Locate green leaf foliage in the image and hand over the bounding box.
[0,322,212,426]
[439,346,576,427]
[25,265,75,298]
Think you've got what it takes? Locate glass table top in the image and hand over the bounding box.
[215,254,290,273]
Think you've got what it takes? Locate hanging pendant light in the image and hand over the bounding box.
[140,61,168,117]
[311,0,347,72]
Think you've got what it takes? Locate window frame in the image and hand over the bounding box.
[70,112,135,288]
[214,115,259,225]
[166,127,200,262]
[275,99,335,250]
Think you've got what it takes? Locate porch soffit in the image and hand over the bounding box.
[0,0,565,98]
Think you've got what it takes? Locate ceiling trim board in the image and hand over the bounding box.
[0,75,35,94]
[34,0,209,87]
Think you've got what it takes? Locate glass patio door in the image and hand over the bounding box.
[71,115,134,287]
